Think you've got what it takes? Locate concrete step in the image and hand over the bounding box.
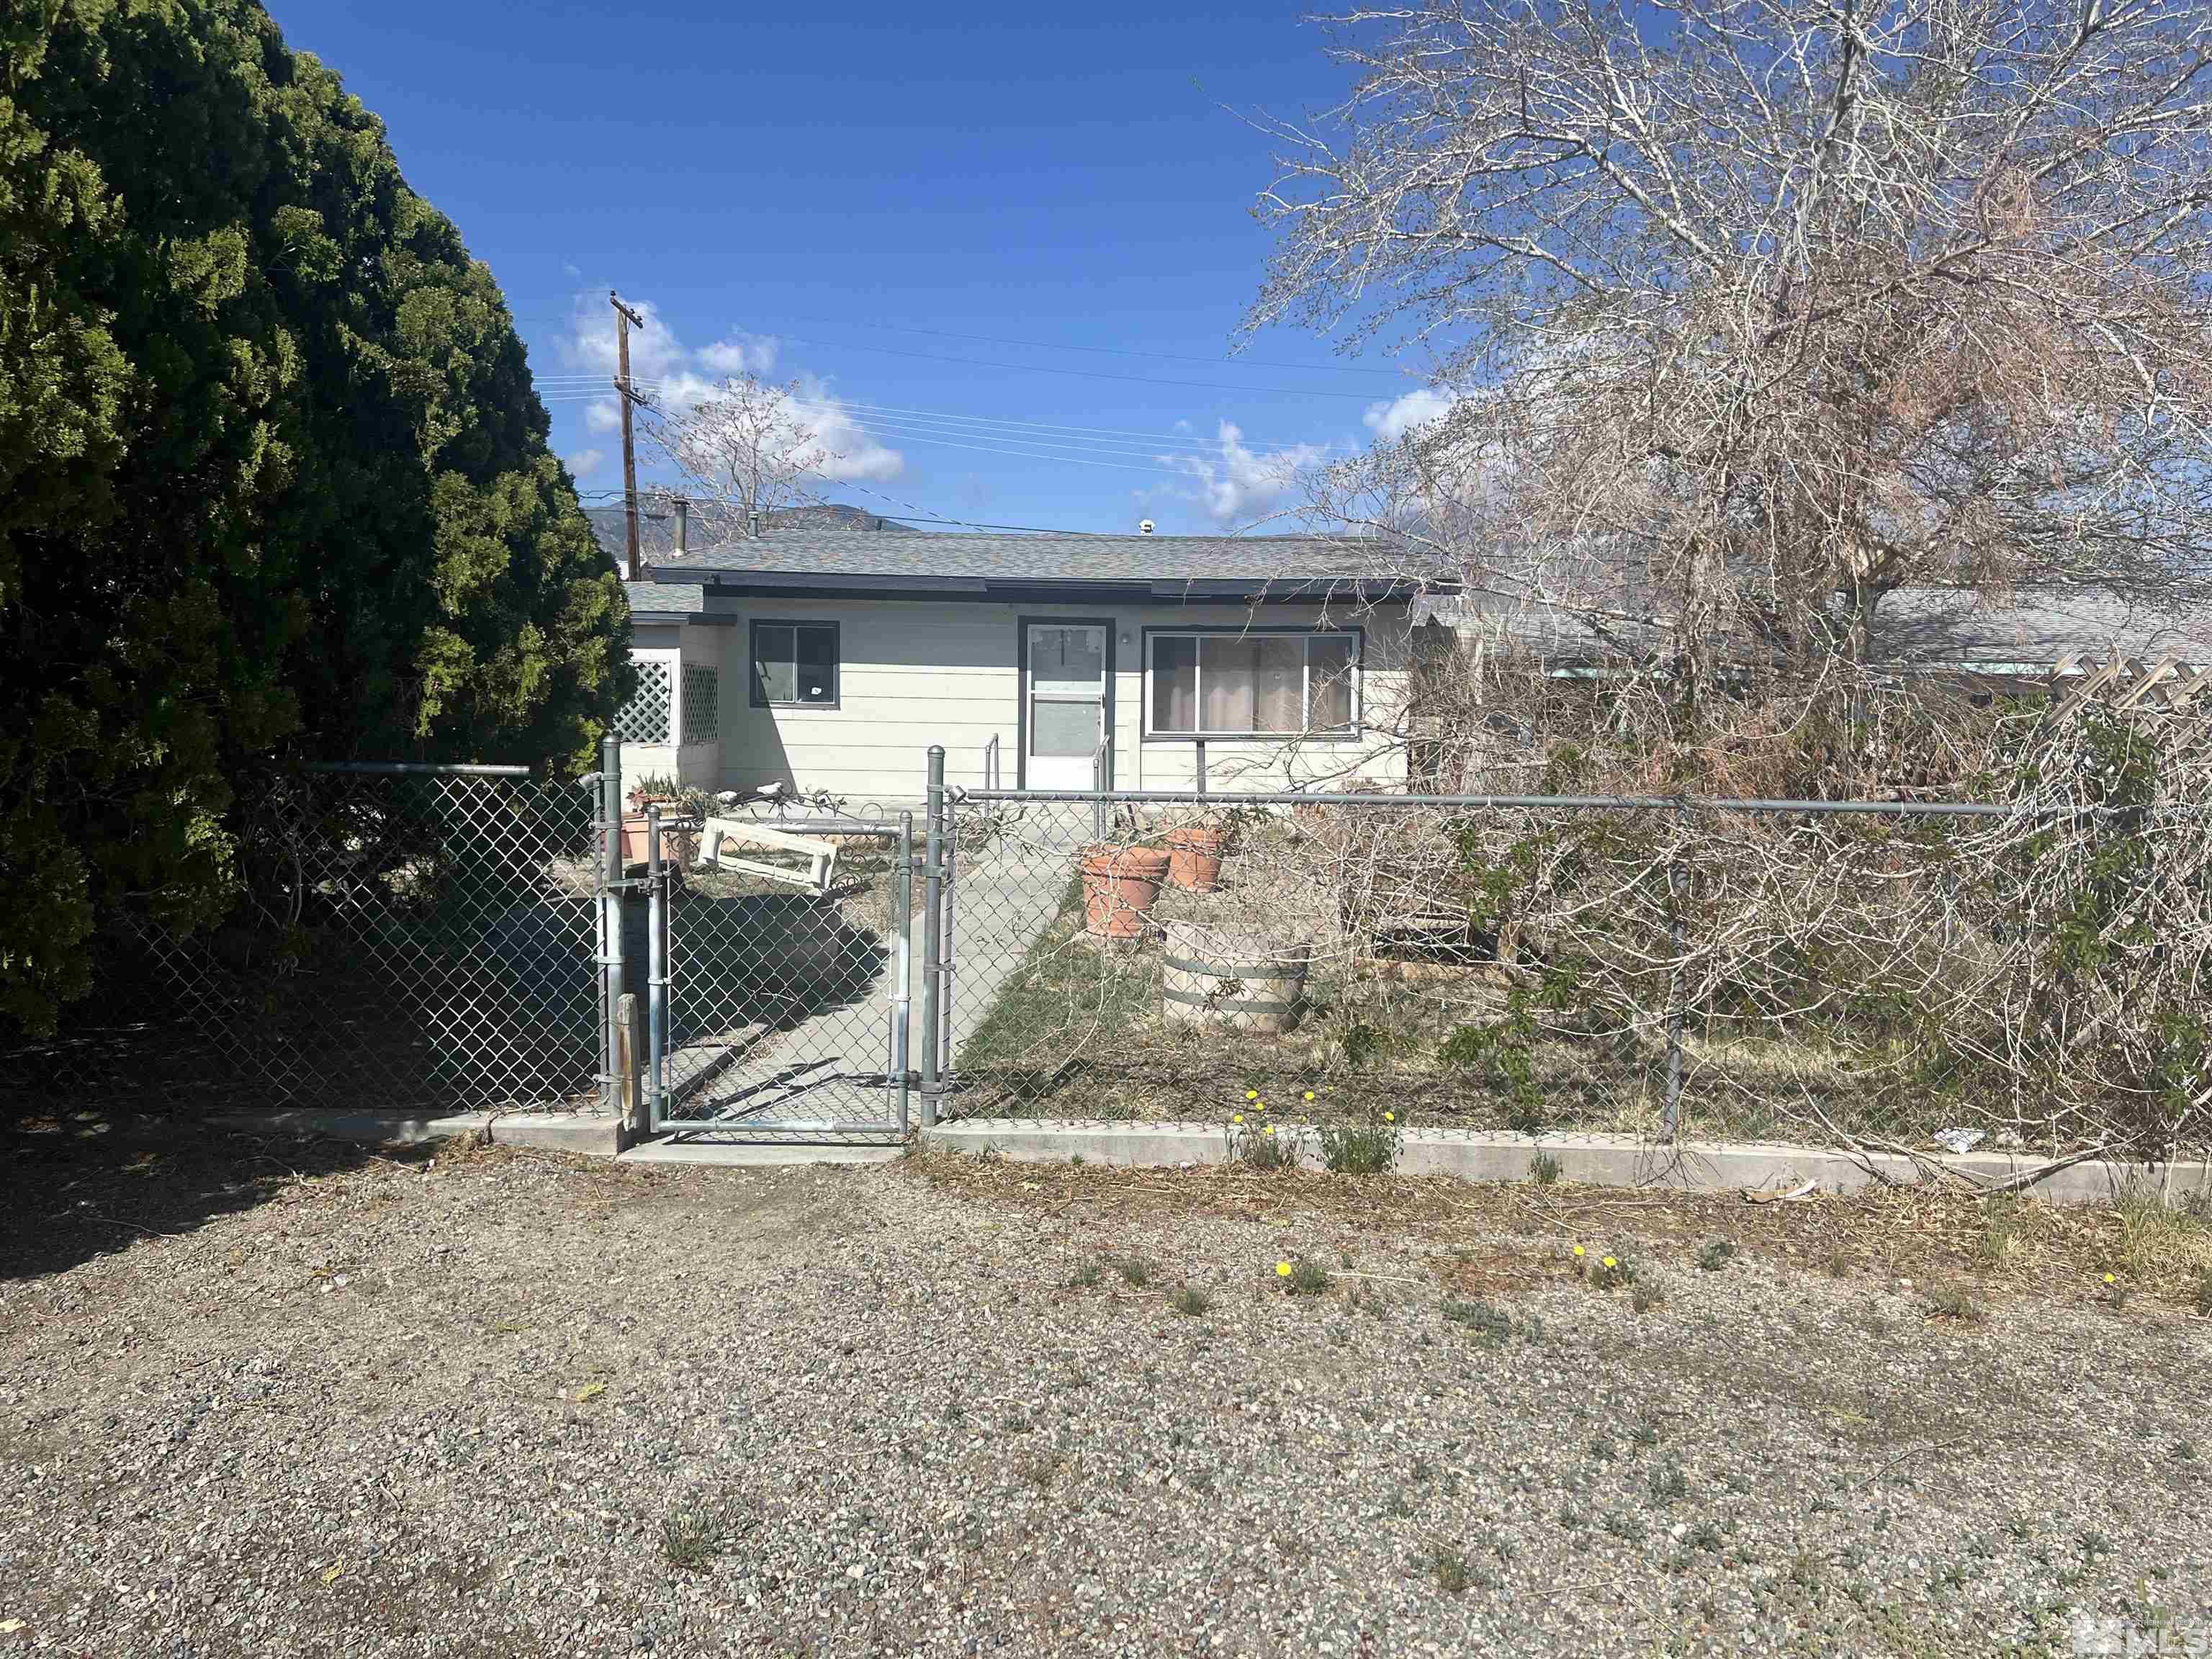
[616,1138,907,1168]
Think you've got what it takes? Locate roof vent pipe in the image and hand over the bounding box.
[749,510,763,539]
[1139,519,1155,534]
[673,495,688,555]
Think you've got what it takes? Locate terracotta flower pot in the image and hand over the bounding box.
[1079,845,1171,940]
[1164,824,1227,892]
[619,813,693,868]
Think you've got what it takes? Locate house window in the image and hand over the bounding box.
[750,621,839,708]
[1147,631,1359,737]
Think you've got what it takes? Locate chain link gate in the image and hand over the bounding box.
[639,802,917,1143]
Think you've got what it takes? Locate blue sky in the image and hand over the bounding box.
[271,0,1444,536]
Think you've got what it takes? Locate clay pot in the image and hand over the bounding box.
[619,813,693,869]
[1079,845,1171,940]
[1164,824,1227,892]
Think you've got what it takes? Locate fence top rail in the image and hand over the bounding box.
[305,761,536,777]
[954,787,2106,819]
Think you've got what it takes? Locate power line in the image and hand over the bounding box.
[771,314,1417,380]
[750,334,1385,402]
[539,376,1327,455]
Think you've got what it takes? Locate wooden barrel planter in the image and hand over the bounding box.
[1164,823,1227,892]
[1079,845,1171,940]
[1160,920,1311,1035]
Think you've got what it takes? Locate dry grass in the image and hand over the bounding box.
[909,1144,2212,1312]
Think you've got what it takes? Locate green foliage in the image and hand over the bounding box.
[1317,1110,1401,1174]
[0,1,629,1033]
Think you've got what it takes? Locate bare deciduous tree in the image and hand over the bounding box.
[645,373,842,531]
[1251,1,2212,688]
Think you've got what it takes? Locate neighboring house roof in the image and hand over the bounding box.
[1871,588,2212,668]
[641,530,1442,601]
[1417,584,2212,672]
[588,500,920,563]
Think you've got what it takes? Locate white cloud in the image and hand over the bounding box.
[1363,386,1459,444]
[1158,421,1327,526]
[790,374,903,482]
[699,333,779,377]
[551,295,902,484]
[564,446,607,479]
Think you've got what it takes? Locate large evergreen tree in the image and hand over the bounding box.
[0,0,629,1033]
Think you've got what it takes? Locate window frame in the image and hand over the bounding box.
[748,619,842,711]
[1141,626,1363,740]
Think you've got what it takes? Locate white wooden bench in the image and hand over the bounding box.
[693,817,840,892]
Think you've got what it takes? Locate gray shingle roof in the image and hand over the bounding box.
[1416,584,2212,669]
[647,531,1437,593]
[624,580,706,619]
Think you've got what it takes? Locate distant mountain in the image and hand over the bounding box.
[585,498,925,564]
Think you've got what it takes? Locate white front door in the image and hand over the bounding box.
[1024,622,1107,791]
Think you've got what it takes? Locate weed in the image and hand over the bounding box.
[1976,1197,2026,1269]
[1318,1113,1401,1175]
[1230,1117,1300,1171]
[2077,1529,2115,1564]
[1282,1256,1332,1296]
[1387,1488,1414,1519]
[1558,1503,1589,1530]
[1629,1421,1661,1452]
[1016,1451,1062,1492]
[1069,1259,1104,1290]
[1684,1521,1722,1553]
[1429,1544,1472,1595]
[1926,1283,1986,1323]
[1529,1151,1563,1186]
[1694,1238,1738,1273]
[2175,1439,2198,1462]
[1931,1560,1969,1593]
[1583,1249,1637,1292]
[1646,1462,1690,1505]
[1118,1256,1157,1290]
[1788,1552,1824,1591]
[1410,1456,1434,1484]
[1591,1434,1619,1462]
[1631,1279,1667,1313]
[1170,1285,1210,1317]
[662,1508,718,1571]
[1442,1298,1514,1344]
[1602,1511,1648,1544]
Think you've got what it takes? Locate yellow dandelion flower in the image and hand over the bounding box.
[1303,1091,1316,1102]
[1276,1262,1292,1277]
[1603,1256,1618,1269]
[1246,1089,1259,1100]
[2102,1272,2117,1285]
[1573,1245,1586,1258]
[1383,1111,1395,1123]
[1232,1113,1244,1125]
[1263,1125,1276,1136]
[1257,1102,1268,1112]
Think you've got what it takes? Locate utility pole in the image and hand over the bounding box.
[609,290,647,582]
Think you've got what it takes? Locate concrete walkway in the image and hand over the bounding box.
[654,803,1074,1141]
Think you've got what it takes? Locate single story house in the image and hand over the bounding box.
[607,519,1449,803]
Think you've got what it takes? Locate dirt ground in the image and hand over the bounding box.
[3,1118,2208,1658]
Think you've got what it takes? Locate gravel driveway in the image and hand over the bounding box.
[3,1126,2206,1658]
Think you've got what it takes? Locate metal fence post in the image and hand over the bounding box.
[892,810,914,1136]
[938,810,956,1084]
[600,735,624,1121]
[645,803,665,1138]
[919,745,946,1125]
[1661,800,1686,1142]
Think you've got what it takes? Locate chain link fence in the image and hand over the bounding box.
[639,810,914,1142]
[927,780,2200,1163]
[8,763,606,1117]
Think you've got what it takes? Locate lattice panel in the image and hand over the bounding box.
[683,663,720,745]
[616,660,672,743]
